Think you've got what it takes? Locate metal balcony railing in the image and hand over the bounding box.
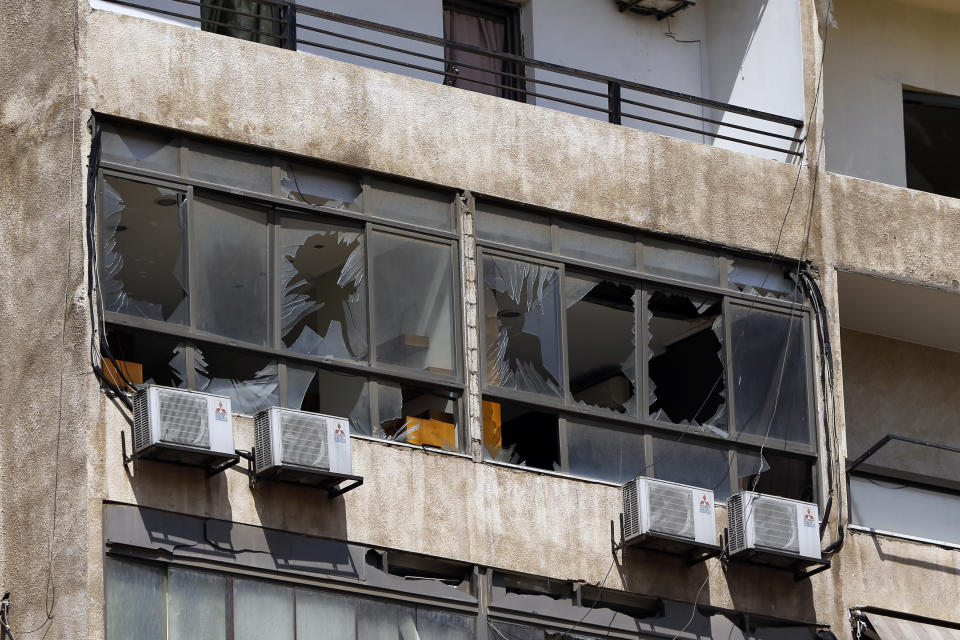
[99,0,806,158]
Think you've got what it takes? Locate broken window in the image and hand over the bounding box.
[280,216,367,361]
[737,449,814,502]
[288,365,370,436]
[192,195,270,346]
[650,436,732,500]
[729,305,810,445]
[727,256,799,301]
[647,289,726,432]
[280,163,362,211]
[565,274,636,414]
[482,398,560,470]
[194,342,278,415]
[101,175,188,324]
[903,89,960,199]
[103,326,188,389]
[566,419,644,484]
[371,231,457,376]
[377,382,461,450]
[483,255,563,396]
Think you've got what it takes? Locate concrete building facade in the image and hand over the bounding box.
[1,0,959,638]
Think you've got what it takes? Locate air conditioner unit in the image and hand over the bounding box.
[131,385,237,469]
[726,492,821,566]
[253,407,353,486]
[621,477,718,554]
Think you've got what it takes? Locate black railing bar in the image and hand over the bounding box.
[621,95,804,143]
[297,5,804,129]
[103,0,285,38]
[296,25,609,101]
[847,434,960,474]
[297,39,613,115]
[621,110,803,156]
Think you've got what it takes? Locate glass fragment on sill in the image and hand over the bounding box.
[482,399,559,471]
[377,382,459,451]
[729,306,810,445]
[101,175,188,324]
[287,365,370,436]
[371,232,457,376]
[100,121,181,174]
[280,217,368,361]
[483,255,562,397]
[647,290,726,432]
[103,326,189,389]
[194,344,278,415]
[280,163,362,211]
[565,273,637,415]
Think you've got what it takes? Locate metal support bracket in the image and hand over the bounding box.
[236,449,256,489]
[205,456,241,478]
[121,430,134,473]
[612,513,722,565]
[328,477,364,499]
[794,559,831,582]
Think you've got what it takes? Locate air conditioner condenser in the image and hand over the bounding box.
[253,407,356,488]
[726,491,821,566]
[621,477,719,554]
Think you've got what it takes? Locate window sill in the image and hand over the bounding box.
[848,525,960,551]
[350,433,474,460]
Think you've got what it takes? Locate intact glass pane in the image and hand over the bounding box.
[280,217,368,361]
[566,274,636,414]
[356,599,419,640]
[371,232,457,375]
[101,175,188,324]
[483,255,562,396]
[651,436,731,501]
[295,589,356,640]
[195,342,278,415]
[367,179,452,231]
[280,163,362,211]
[104,557,165,640]
[416,608,475,640]
[730,306,810,445]
[556,221,636,270]
[287,364,370,435]
[474,202,551,252]
[234,579,295,640]
[188,141,273,193]
[567,420,644,484]
[100,121,180,174]
[849,475,960,545]
[193,195,269,345]
[167,568,228,640]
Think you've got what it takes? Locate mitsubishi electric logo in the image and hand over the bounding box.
[803,508,816,527]
[334,423,347,443]
[699,495,712,514]
[215,402,228,422]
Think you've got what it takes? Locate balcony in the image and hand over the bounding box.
[91,0,806,162]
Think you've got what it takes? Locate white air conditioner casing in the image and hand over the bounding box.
[726,492,821,564]
[622,477,718,552]
[132,386,236,467]
[253,407,353,485]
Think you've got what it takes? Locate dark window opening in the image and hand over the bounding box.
[738,449,814,503]
[194,342,278,415]
[483,399,559,471]
[103,326,188,389]
[200,0,287,47]
[647,290,725,430]
[442,0,524,101]
[289,365,370,436]
[651,435,732,501]
[378,383,460,451]
[903,89,960,199]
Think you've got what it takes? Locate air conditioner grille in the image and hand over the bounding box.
[281,412,329,469]
[254,412,272,472]
[157,389,209,448]
[648,482,694,539]
[622,479,640,538]
[727,494,746,555]
[132,388,151,450]
[753,497,799,553]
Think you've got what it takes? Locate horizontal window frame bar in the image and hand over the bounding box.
[848,466,960,497]
[847,525,960,552]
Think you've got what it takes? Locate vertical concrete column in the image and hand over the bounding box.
[458,191,483,462]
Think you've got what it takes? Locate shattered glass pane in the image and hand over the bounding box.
[642,239,724,286]
[195,343,278,415]
[280,163,362,211]
[193,195,269,346]
[188,140,273,193]
[474,201,551,252]
[566,274,636,414]
[377,381,459,450]
[483,255,563,397]
[288,364,370,436]
[728,256,800,301]
[100,122,180,174]
[729,306,811,445]
[482,399,559,471]
[738,449,814,501]
[104,326,189,389]
[367,178,453,231]
[651,436,732,501]
[371,232,457,376]
[566,420,644,484]
[556,221,636,270]
[101,175,188,324]
[280,217,368,361]
[647,289,726,432]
